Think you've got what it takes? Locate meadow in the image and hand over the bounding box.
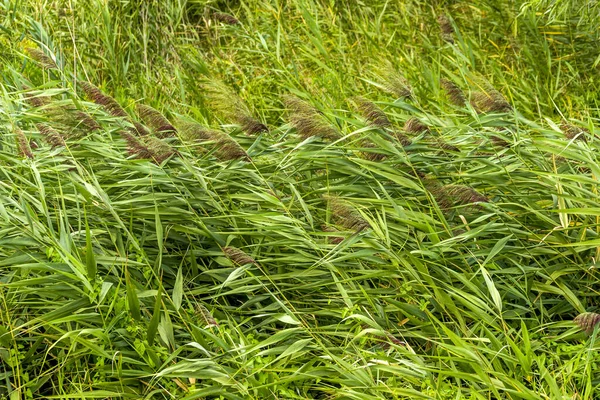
[1,0,600,398]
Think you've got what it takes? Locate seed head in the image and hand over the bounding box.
[23,89,51,108]
[214,136,250,161]
[223,246,256,265]
[381,70,412,99]
[360,141,387,162]
[202,80,267,135]
[436,139,459,152]
[196,304,219,328]
[430,183,488,210]
[212,12,240,25]
[130,122,151,136]
[353,97,391,128]
[328,197,370,232]
[78,81,128,118]
[121,131,175,164]
[321,225,344,244]
[561,121,590,142]
[438,15,455,43]
[404,117,429,134]
[394,131,412,146]
[284,95,340,140]
[178,121,250,161]
[37,124,66,148]
[136,104,177,138]
[491,135,510,148]
[72,110,101,132]
[26,48,58,70]
[469,79,512,113]
[15,128,33,159]
[238,115,269,135]
[441,78,466,106]
[574,312,600,334]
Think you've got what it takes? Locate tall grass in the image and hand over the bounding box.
[1,0,600,398]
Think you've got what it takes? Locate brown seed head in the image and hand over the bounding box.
[37,123,66,148]
[404,117,429,134]
[430,183,488,210]
[212,11,240,25]
[136,104,177,138]
[491,135,510,148]
[438,15,454,43]
[15,128,33,159]
[284,95,340,140]
[436,139,459,152]
[178,121,250,161]
[202,80,265,135]
[574,312,600,334]
[72,110,101,132]
[130,122,151,136]
[78,81,128,118]
[441,78,466,106]
[23,89,51,108]
[121,131,175,164]
[382,71,412,99]
[196,304,219,328]
[26,48,58,70]
[215,136,250,161]
[360,141,387,162]
[223,246,256,265]
[321,225,344,244]
[328,197,370,232]
[561,121,590,142]
[394,131,412,146]
[353,97,391,128]
[469,79,512,113]
[238,115,269,135]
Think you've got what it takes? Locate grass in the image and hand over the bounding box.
[1,0,600,398]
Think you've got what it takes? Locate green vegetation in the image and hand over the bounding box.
[1,0,600,398]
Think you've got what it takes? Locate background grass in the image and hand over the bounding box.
[1,0,600,398]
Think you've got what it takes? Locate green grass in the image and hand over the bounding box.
[1,0,600,398]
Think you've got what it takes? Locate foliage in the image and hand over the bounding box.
[1,0,600,398]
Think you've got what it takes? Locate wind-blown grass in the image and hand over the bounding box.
[1,0,600,399]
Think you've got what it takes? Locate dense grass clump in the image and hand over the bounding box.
[2,0,600,399]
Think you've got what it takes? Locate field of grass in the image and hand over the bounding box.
[1,0,600,398]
